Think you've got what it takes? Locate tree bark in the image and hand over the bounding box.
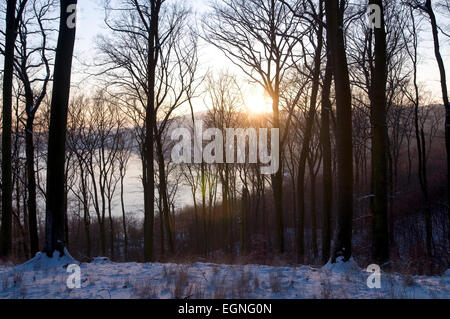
[240,187,249,255]
[271,94,284,254]
[108,200,114,260]
[325,0,354,263]
[370,0,389,264]
[1,0,19,258]
[296,9,323,263]
[25,115,39,256]
[424,0,449,241]
[120,166,128,260]
[44,0,77,257]
[320,55,333,265]
[407,7,433,258]
[155,133,174,255]
[143,0,162,262]
[308,156,319,260]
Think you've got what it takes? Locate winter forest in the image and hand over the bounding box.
[0,0,449,299]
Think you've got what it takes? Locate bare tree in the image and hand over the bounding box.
[320,53,333,264]
[369,0,390,264]
[403,7,433,257]
[11,0,56,256]
[98,0,197,260]
[203,0,303,254]
[288,0,324,263]
[117,130,132,260]
[67,96,93,258]
[44,0,77,256]
[1,0,27,259]
[422,0,450,237]
[325,0,354,263]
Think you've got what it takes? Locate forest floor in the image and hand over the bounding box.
[0,251,449,299]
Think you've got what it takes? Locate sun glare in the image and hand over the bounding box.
[245,88,273,114]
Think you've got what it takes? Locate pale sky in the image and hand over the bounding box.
[72,0,450,112]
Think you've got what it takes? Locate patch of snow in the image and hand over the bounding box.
[323,257,360,273]
[92,257,111,264]
[0,258,448,299]
[14,248,78,272]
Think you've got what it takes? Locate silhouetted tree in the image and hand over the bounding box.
[44,0,77,256]
[325,0,354,263]
[0,0,27,259]
[369,0,390,264]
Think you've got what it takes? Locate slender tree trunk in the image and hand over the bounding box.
[25,115,39,256]
[270,90,284,254]
[321,55,333,265]
[370,0,389,264]
[120,169,128,260]
[240,187,249,255]
[155,135,174,254]
[408,8,433,258]
[83,188,91,258]
[159,196,165,259]
[100,183,107,256]
[78,162,92,258]
[1,0,19,258]
[201,163,208,256]
[424,0,449,240]
[143,1,162,262]
[44,0,77,257]
[99,221,106,256]
[108,200,114,260]
[296,13,323,263]
[220,168,230,253]
[325,0,354,263]
[308,157,318,260]
[64,177,69,249]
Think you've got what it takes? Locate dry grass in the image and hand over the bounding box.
[132,279,157,299]
[320,278,332,299]
[232,268,253,298]
[269,271,282,294]
[172,266,190,299]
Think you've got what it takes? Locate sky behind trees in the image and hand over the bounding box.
[70,0,449,111]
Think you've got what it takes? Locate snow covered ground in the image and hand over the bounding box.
[0,252,449,299]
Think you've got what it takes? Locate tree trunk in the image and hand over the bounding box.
[308,157,318,260]
[120,169,128,260]
[99,221,106,256]
[296,11,323,263]
[1,0,19,258]
[408,8,433,258]
[159,196,165,259]
[271,94,284,254]
[424,0,449,241]
[370,0,389,264]
[83,194,91,258]
[155,134,174,255]
[320,54,333,265]
[325,0,354,263]
[44,0,77,257]
[108,201,114,260]
[25,115,39,256]
[143,1,162,262]
[240,187,249,255]
[201,163,208,256]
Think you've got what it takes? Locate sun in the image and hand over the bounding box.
[245,88,273,114]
